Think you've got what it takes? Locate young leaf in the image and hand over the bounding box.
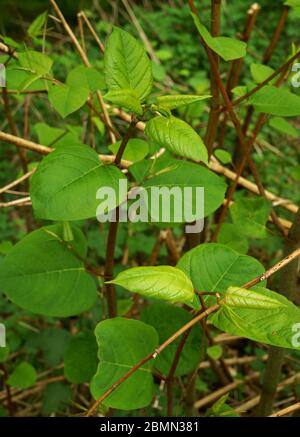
[64,331,98,384]
[141,303,202,376]
[156,94,211,110]
[108,266,195,306]
[104,27,153,100]
[90,318,158,410]
[145,115,208,163]
[0,224,98,317]
[18,50,53,75]
[7,362,37,389]
[48,84,89,118]
[30,144,126,221]
[211,286,300,349]
[177,243,265,299]
[191,13,247,61]
[249,85,300,116]
[27,11,48,39]
[269,116,298,138]
[104,89,143,115]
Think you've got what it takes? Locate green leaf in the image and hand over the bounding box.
[6,68,47,91]
[108,266,195,306]
[90,318,158,410]
[27,11,47,38]
[141,303,202,376]
[7,362,37,389]
[207,345,223,360]
[42,383,72,415]
[64,331,98,383]
[109,138,149,162]
[30,144,126,221]
[230,197,271,239]
[18,50,53,75]
[143,160,226,222]
[177,243,265,300]
[214,149,232,164]
[250,63,275,84]
[48,83,89,118]
[29,328,70,367]
[212,286,300,349]
[104,27,153,100]
[67,65,106,92]
[34,122,65,146]
[156,94,211,110]
[104,89,143,115]
[0,224,98,317]
[217,223,249,254]
[249,85,300,117]
[145,115,208,163]
[269,116,298,138]
[191,13,247,61]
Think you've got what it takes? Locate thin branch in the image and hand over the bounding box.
[269,401,300,417]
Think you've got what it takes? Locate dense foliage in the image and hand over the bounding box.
[0,0,300,418]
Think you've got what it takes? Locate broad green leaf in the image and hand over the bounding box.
[249,85,300,116]
[33,122,80,147]
[6,67,47,91]
[34,122,65,146]
[191,13,247,61]
[217,223,248,254]
[230,197,271,239]
[67,66,106,93]
[90,318,158,410]
[30,144,126,221]
[250,63,275,84]
[145,115,208,163]
[108,266,195,306]
[177,243,265,300]
[7,362,37,389]
[109,138,149,162]
[104,89,143,115]
[269,116,298,138]
[48,83,89,118]
[104,27,153,100]
[212,286,300,349]
[214,149,232,164]
[64,331,98,383]
[18,50,53,75]
[141,303,202,376]
[156,94,210,110]
[143,160,226,222]
[0,224,98,317]
[285,1,300,17]
[27,11,47,38]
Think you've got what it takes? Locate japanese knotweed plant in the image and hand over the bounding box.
[1,2,300,416]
